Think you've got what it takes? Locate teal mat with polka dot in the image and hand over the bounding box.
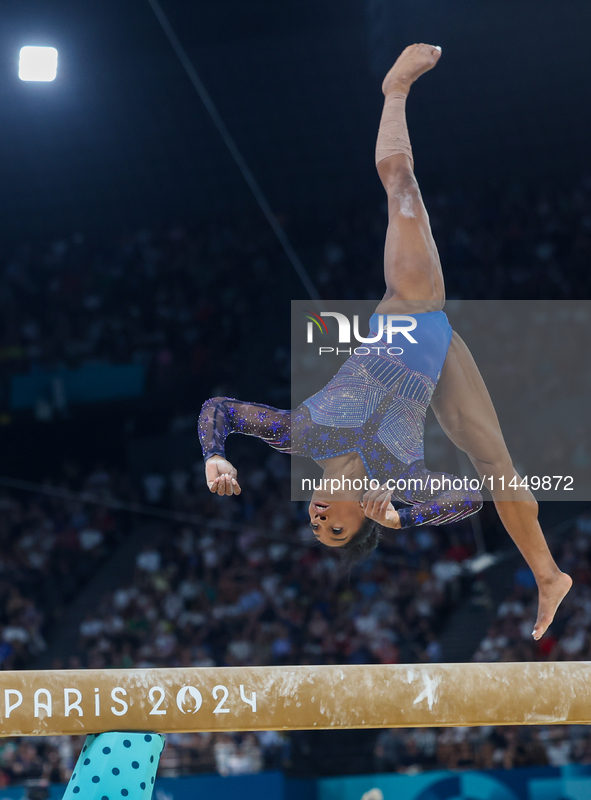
[62,732,165,800]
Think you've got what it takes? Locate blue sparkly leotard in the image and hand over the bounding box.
[199,311,483,528]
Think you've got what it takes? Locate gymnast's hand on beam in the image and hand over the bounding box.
[205,455,242,496]
[362,485,401,528]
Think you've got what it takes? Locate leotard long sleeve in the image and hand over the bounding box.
[199,398,294,460]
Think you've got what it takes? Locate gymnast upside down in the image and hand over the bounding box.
[199,44,571,639]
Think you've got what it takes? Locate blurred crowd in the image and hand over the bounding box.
[0,216,287,414]
[0,466,129,671]
[372,722,591,774]
[1,176,591,416]
[79,471,467,671]
[472,510,591,665]
[315,178,591,302]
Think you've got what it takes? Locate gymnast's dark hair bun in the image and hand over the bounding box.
[337,517,387,575]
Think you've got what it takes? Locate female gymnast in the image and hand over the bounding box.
[199,44,572,639]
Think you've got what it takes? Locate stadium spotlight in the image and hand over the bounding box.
[19,46,58,81]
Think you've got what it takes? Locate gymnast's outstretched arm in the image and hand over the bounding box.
[199,397,293,495]
[430,330,572,639]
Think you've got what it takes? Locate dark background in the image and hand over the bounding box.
[1,0,590,248]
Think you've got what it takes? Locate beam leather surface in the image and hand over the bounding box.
[0,662,589,736]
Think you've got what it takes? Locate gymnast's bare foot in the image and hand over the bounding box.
[382,43,442,96]
[533,571,572,640]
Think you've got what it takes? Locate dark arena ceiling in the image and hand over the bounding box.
[0,0,590,245]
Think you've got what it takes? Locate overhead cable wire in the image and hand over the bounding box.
[145,0,322,306]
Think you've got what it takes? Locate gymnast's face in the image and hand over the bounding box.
[308,499,366,547]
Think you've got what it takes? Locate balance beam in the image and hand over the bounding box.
[1,662,589,736]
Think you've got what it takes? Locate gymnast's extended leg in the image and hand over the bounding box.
[373,43,445,316]
[430,331,572,640]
